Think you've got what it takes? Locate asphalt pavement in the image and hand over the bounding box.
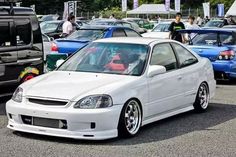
[0,82,236,157]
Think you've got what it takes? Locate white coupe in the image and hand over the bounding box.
[6,38,216,140]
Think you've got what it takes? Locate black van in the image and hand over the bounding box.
[0,6,43,97]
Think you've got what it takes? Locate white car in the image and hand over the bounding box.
[6,38,216,140]
[142,22,171,38]
[42,34,53,61]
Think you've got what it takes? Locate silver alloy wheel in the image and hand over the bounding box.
[198,83,209,109]
[124,100,142,135]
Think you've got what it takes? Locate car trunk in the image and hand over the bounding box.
[189,45,229,61]
[56,39,90,54]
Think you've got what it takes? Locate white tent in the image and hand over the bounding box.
[226,0,236,17]
[127,4,177,15]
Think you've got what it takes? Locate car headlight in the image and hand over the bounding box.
[74,95,113,109]
[12,87,23,103]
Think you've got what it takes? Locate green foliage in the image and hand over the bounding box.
[100,7,126,19]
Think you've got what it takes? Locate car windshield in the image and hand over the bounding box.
[204,20,223,27]
[40,22,59,33]
[67,29,105,41]
[192,33,235,45]
[58,42,149,76]
[152,23,170,32]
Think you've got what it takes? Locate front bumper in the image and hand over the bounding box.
[212,60,236,79]
[6,100,123,140]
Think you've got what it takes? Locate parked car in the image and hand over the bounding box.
[42,34,53,61]
[51,25,141,55]
[0,6,43,96]
[179,29,236,80]
[123,18,154,29]
[38,14,60,23]
[142,21,171,38]
[203,19,225,29]
[6,37,216,140]
[40,21,80,39]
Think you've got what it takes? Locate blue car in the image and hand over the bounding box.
[51,25,142,55]
[179,29,236,80]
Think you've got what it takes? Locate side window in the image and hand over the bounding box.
[15,19,32,46]
[112,29,126,37]
[172,43,198,68]
[0,21,13,48]
[125,29,141,37]
[151,43,178,71]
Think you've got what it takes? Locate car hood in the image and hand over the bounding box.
[23,71,137,101]
[142,32,169,38]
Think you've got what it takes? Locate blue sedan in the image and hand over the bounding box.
[179,29,236,80]
[51,25,142,55]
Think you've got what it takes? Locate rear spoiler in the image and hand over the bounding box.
[178,29,236,46]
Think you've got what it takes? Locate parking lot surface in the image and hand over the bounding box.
[0,82,236,157]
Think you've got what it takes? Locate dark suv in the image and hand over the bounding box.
[0,6,43,97]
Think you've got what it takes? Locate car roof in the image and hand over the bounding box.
[0,7,34,15]
[94,37,172,45]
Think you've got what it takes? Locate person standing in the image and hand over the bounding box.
[62,15,75,38]
[184,15,201,41]
[196,15,203,26]
[168,12,185,43]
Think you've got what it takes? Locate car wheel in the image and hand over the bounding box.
[118,99,142,138]
[193,82,210,112]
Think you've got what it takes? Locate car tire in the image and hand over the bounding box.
[118,99,142,138]
[193,82,210,113]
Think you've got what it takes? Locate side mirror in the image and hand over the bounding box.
[56,59,65,68]
[147,65,166,77]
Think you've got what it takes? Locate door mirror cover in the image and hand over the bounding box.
[147,65,166,77]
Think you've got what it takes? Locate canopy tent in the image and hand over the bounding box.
[226,0,236,17]
[127,4,177,15]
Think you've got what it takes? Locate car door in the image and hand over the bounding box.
[15,18,42,79]
[0,19,18,84]
[147,43,185,117]
[171,42,199,105]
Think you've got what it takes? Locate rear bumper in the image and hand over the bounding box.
[212,60,236,79]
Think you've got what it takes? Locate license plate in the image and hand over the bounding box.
[33,117,59,128]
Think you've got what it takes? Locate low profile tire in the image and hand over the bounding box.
[118,99,142,138]
[193,82,210,113]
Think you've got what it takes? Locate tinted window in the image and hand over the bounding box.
[67,29,104,41]
[112,29,126,37]
[172,43,198,67]
[125,29,140,37]
[151,43,177,71]
[40,22,59,33]
[192,33,235,45]
[0,22,12,48]
[15,19,31,46]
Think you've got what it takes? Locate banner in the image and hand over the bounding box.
[203,2,210,18]
[133,0,138,9]
[63,1,77,20]
[217,4,224,17]
[122,0,127,12]
[165,0,170,11]
[175,0,181,12]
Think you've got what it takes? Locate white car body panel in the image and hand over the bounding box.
[6,38,216,140]
[142,32,169,39]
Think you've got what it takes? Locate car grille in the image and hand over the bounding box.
[21,115,67,129]
[28,98,68,106]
